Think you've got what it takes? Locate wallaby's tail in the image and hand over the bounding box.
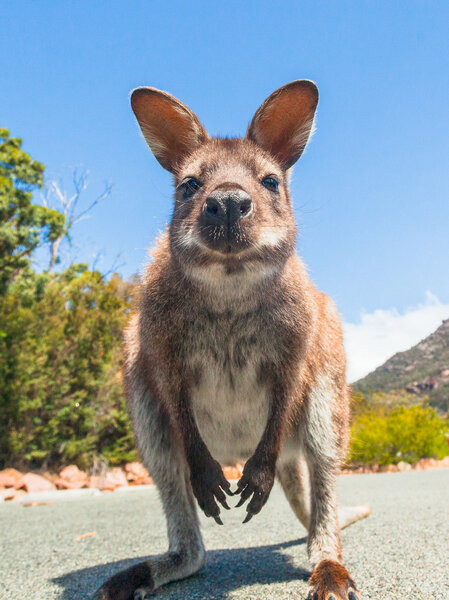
[338,504,371,529]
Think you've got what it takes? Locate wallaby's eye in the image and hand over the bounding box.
[261,176,279,192]
[181,177,202,198]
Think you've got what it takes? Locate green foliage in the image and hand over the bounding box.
[0,129,138,470]
[0,267,138,469]
[350,390,424,420]
[349,403,449,466]
[0,128,65,294]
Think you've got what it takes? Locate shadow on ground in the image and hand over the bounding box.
[53,537,310,599]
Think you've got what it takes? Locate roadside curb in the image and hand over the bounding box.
[113,484,155,493]
[14,488,102,504]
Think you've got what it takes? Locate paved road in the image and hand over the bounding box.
[1,469,448,600]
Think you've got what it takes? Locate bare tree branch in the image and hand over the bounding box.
[102,251,126,279]
[72,182,113,225]
[41,170,113,271]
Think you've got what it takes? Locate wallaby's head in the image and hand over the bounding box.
[131,80,318,283]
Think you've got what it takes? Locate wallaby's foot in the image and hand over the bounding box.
[133,586,154,600]
[92,561,154,600]
[307,560,360,600]
[92,547,205,600]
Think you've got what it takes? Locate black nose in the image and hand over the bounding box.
[203,190,253,226]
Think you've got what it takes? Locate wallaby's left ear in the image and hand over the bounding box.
[247,80,318,170]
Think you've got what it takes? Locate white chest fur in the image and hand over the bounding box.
[191,359,270,464]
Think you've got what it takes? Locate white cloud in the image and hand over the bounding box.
[343,292,449,383]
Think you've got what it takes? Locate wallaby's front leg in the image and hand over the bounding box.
[236,373,290,522]
[175,386,232,524]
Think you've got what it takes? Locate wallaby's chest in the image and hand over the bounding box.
[183,308,272,463]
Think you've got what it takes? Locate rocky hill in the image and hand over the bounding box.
[353,318,449,413]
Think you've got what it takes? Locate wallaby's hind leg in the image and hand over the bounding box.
[278,454,371,533]
[277,453,311,531]
[92,389,205,600]
[278,379,371,600]
[299,376,369,600]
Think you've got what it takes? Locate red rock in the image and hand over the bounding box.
[414,457,438,470]
[0,488,17,501]
[22,473,56,493]
[340,469,352,475]
[124,462,150,482]
[87,475,104,489]
[0,468,25,489]
[223,464,244,480]
[90,468,128,491]
[129,475,153,486]
[43,472,60,485]
[396,461,412,472]
[56,465,88,490]
[379,464,398,473]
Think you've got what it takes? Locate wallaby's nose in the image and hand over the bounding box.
[203,190,253,226]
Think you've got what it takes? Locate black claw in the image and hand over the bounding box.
[236,480,246,492]
[225,487,234,496]
[214,515,223,525]
[221,500,230,510]
[348,592,359,600]
[242,512,254,523]
[235,496,246,508]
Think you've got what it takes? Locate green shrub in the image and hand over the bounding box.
[0,267,138,469]
[350,390,424,420]
[0,128,139,470]
[349,405,449,466]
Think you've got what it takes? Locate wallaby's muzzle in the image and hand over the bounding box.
[199,187,253,253]
[203,189,253,227]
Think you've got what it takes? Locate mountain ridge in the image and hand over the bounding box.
[353,318,449,412]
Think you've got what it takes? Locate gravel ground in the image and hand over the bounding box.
[1,469,448,599]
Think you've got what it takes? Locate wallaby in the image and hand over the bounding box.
[93,80,370,600]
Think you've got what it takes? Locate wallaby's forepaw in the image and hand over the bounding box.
[190,455,232,524]
[307,559,360,600]
[235,453,275,522]
[91,561,154,600]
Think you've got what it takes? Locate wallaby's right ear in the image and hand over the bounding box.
[131,88,209,173]
[247,80,318,170]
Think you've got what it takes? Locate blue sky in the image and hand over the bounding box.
[2,2,449,378]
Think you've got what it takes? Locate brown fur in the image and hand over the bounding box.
[308,560,358,600]
[92,80,364,600]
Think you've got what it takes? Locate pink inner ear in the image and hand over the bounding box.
[131,89,208,173]
[248,82,318,169]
